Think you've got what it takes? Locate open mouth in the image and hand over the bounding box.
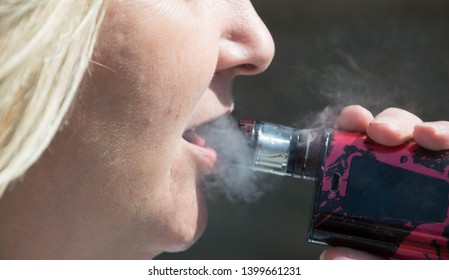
[182,115,231,148]
[182,126,219,171]
[182,129,206,147]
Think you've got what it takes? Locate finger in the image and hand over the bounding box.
[366,107,422,146]
[413,121,449,150]
[335,105,374,132]
[320,247,383,260]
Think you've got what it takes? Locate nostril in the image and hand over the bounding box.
[240,63,258,74]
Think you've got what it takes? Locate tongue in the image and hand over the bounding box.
[182,130,206,147]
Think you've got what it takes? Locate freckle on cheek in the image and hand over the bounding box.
[144,119,153,127]
[165,108,173,116]
[163,108,182,121]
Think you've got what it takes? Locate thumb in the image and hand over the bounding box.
[320,247,383,260]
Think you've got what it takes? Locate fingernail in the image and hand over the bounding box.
[332,256,354,260]
[319,251,326,260]
[417,122,449,134]
[370,117,398,129]
[415,123,436,132]
[320,250,354,260]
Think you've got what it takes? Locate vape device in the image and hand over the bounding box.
[239,120,449,260]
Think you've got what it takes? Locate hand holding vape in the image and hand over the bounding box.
[239,120,449,260]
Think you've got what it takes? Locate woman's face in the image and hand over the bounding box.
[0,0,274,258]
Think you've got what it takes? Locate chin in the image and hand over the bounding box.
[164,215,208,253]
[159,143,211,253]
[164,183,208,253]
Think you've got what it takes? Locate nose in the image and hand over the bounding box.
[217,5,275,76]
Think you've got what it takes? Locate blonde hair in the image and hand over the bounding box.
[0,0,106,197]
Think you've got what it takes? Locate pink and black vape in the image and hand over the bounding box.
[239,120,449,260]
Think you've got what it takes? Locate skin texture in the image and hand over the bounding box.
[0,0,274,259]
[336,105,449,151]
[0,1,448,260]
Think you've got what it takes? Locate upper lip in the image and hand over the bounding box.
[183,76,234,145]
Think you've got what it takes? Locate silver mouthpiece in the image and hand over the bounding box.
[239,119,325,180]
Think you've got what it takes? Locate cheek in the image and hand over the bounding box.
[104,5,217,115]
[77,1,217,253]
[77,135,208,254]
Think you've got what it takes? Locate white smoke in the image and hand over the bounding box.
[198,116,277,203]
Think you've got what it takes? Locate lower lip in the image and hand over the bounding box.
[184,140,218,173]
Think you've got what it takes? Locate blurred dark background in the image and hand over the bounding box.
[158,0,449,259]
